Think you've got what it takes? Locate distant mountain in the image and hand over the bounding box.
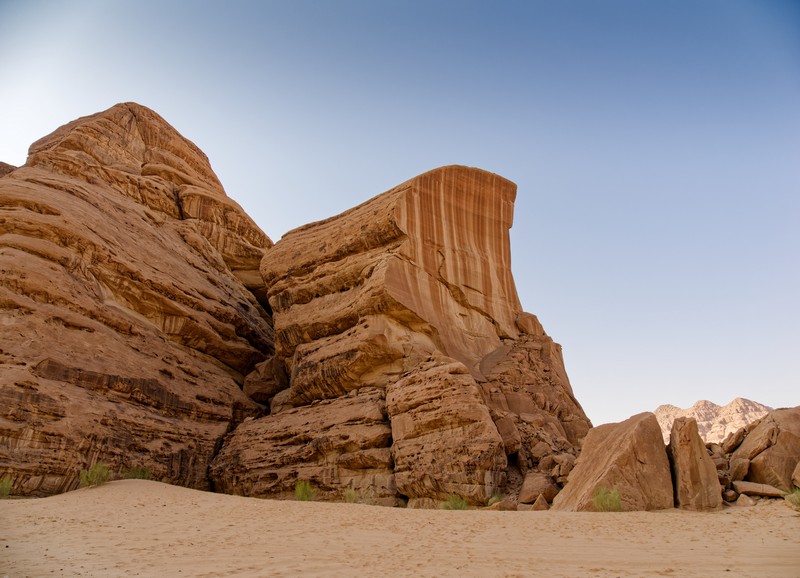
[654,398,772,444]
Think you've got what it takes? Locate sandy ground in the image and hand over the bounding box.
[1,480,798,577]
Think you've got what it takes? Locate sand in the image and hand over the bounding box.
[1,480,798,577]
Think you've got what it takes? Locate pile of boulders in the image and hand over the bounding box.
[546,407,799,512]
[707,408,800,507]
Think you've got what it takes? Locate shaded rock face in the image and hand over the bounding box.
[211,165,591,505]
[550,413,673,512]
[667,417,722,511]
[0,103,273,496]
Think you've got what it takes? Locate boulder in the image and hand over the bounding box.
[551,413,673,512]
[0,103,271,496]
[722,489,738,503]
[735,494,756,507]
[732,407,800,492]
[518,472,559,504]
[531,493,549,510]
[732,480,784,498]
[667,417,722,511]
[729,457,750,482]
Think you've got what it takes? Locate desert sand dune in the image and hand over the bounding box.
[1,480,798,577]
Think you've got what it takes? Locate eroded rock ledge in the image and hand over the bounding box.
[0,103,273,495]
[211,165,591,506]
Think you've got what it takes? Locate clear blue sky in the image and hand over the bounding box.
[1,0,798,424]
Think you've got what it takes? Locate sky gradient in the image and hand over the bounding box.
[1,0,798,424]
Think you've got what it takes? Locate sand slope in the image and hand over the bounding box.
[1,480,798,577]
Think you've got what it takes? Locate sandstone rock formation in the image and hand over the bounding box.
[655,398,771,444]
[0,103,272,496]
[551,413,673,512]
[667,417,722,511]
[728,407,800,493]
[0,162,16,177]
[211,164,591,506]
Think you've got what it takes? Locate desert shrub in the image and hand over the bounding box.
[487,492,504,507]
[343,487,360,503]
[294,480,316,501]
[440,494,469,510]
[0,477,12,498]
[784,488,800,511]
[591,486,622,512]
[123,466,152,480]
[79,463,112,487]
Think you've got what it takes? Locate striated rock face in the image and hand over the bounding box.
[667,417,722,511]
[0,103,273,496]
[655,398,771,444]
[211,165,591,505]
[551,413,673,512]
[0,162,16,177]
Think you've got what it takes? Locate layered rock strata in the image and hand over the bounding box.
[655,398,771,444]
[211,165,591,506]
[0,103,272,496]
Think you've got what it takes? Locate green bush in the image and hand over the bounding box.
[487,492,504,507]
[784,488,800,511]
[591,486,622,512]
[343,487,360,503]
[294,480,316,501]
[0,476,12,498]
[123,466,152,480]
[79,463,112,487]
[440,494,469,510]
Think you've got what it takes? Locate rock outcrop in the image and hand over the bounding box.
[551,413,673,512]
[727,407,800,493]
[667,417,722,511]
[0,103,273,496]
[0,162,16,177]
[211,165,591,506]
[655,398,771,444]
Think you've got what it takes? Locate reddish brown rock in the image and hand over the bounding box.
[732,480,784,498]
[211,165,590,504]
[0,162,16,177]
[518,472,559,504]
[210,388,397,505]
[531,493,550,510]
[793,462,800,490]
[667,417,722,511]
[731,407,800,492]
[551,413,673,512]
[0,103,272,496]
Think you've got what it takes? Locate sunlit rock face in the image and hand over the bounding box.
[0,103,273,496]
[212,165,591,506]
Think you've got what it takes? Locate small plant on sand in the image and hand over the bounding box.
[123,466,152,480]
[784,488,800,511]
[487,492,504,507]
[591,486,622,512]
[79,462,112,488]
[294,480,317,501]
[441,494,469,510]
[0,476,12,498]
[343,487,360,503]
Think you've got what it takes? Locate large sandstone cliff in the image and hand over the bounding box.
[1,105,591,506]
[211,165,591,506]
[0,103,273,495]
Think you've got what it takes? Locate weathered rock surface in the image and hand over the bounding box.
[518,471,560,504]
[729,407,800,492]
[732,480,784,498]
[211,165,591,505]
[0,162,16,177]
[667,417,722,511]
[793,462,800,490]
[551,413,673,512]
[655,398,771,444]
[0,103,272,496]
